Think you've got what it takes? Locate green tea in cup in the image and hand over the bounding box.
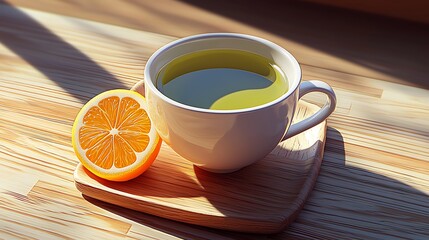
[155,49,288,110]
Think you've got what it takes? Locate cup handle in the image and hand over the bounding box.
[283,80,337,140]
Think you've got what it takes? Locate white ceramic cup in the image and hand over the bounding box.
[144,33,336,173]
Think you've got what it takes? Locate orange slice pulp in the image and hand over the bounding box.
[72,90,161,181]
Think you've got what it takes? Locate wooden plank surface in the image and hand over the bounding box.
[0,1,428,239]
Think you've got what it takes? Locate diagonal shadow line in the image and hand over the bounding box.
[179,0,429,90]
[0,1,127,103]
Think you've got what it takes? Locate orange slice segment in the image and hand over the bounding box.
[72,89,161,181]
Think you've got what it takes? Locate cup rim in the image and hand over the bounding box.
[144,33,302,114]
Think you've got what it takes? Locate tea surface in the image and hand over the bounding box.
[156,49,288,110]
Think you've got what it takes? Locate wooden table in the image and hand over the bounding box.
[1,1,428,239]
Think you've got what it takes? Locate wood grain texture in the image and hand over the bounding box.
[74,94,327,234]
[0,2,428,239]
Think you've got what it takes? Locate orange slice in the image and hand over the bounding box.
[72,89,161,181]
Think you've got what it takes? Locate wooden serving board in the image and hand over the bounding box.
[74,81,327,234]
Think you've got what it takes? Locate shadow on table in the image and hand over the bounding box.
[0,1,127,103]
[178,0,429,89]
[83,128,429,239]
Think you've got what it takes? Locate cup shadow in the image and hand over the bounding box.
[0,2,127,103]
[274,128,429,239]
[84,127,429,238]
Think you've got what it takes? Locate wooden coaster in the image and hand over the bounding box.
[74,83,327,234]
